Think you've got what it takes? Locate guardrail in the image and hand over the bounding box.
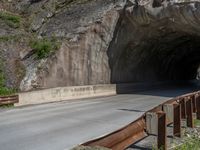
[0,95,19,106]
[82,90,200,150]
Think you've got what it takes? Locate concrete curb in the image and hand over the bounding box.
[15,84,116,106]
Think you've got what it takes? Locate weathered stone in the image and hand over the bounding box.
[1,0,200,91]
[20,0,200,91]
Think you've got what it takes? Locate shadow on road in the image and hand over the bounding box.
[116,80,200,98]
[118,109,146,113]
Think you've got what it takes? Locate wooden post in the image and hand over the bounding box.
[196,94,200,120]
[173,104,181,137]
[163,104,173,124]
[192,95,197,113]
[186,98,194,128]
[180,98,186,119]
[146,111,167,150]
[157,111,167,150]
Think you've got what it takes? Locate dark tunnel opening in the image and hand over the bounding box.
[129,33,200,81]
[107,2,200,86]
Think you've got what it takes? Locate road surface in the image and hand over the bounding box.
[0,85,199,150]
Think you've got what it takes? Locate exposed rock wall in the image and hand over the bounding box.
[108,0,200,83]
[20,0,200,91]
[20,0,124,91]
[31,10,119,89]
[1,0,200,91]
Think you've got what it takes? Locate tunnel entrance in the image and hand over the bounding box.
[107,1,200,84]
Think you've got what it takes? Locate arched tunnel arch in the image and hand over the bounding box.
[107,1,200,84]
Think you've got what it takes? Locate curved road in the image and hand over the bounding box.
[0,85,199,150]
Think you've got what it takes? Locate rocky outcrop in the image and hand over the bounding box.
[20,0,124,91]
[108,0,200,83]
[1,0,200,91]
[21,0,200,91]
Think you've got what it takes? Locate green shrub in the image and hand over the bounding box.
[174,135,200,150]
[0,104,14,108]
[0,12,21,28]
[30,38,60,59]
[0,61,16,96]
[194,119,200,127]
[0,87,16,96]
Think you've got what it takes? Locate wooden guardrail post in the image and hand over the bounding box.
[158,111,167,150]
[196,93,200,120]
[163,104,173,124]
[173,103,181,137]
[192,94,197,113]
[186,98,194,128]
[180,98,186,119]
[163,103,181,137]
[146,111,166,150]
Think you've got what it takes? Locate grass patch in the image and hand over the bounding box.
[0,104,14,108]
[0,35,19,42]
[0,12,21,28]
[30,37,61,59]
[174,135,200,150]
[0,87,16,96]
[152,145,165,150]
[194,119,200,127]
[0,36,13,42]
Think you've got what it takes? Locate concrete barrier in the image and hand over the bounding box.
[16,84,116,106]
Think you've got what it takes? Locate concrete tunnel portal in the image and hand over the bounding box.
[107,1,200,84]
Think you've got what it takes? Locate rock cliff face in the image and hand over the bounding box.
[108,0,200,83]
[20,0,124,90]
[1,0,200,91]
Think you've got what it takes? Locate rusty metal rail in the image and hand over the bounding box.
[83,117,146,150]
[0,95,19,106]
[82,90,200,150]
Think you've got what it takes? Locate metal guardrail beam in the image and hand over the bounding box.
[83,117,146,150]
[0,95,19,106]
[82,91,200,150]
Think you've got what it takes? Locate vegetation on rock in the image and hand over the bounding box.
[174,135,200,150]
[0,12,21,28]
[0,35,20,42]
[30,38,61,59]
[0,61,16,96]
[194,119,200,127]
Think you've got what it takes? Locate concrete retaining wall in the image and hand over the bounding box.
[16,84,116,106]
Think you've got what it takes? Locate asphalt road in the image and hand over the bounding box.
[0,85,199,150]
